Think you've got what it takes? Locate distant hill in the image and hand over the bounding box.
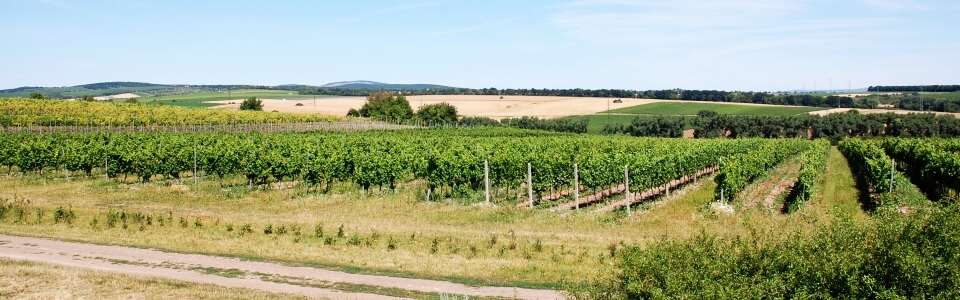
[0,80,458,98]
[319,81,456,90]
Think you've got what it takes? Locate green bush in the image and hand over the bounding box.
[356,92,413,122]
[240,97,263,111]
[416,102,458,126]
[580,205,960,299]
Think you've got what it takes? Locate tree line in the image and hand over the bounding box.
[296,87,883,109]
[603,111,960,139]
[869,85,960,92]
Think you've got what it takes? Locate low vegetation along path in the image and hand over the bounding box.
[0,234,565,300]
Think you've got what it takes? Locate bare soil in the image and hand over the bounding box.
[0,234,565,300]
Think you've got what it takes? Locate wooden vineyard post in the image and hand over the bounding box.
[574,163,580,211]
[719,157,724,202]
[890,159,896,193]
[624,165,631,214]
[103,157,108,180]
[484,160,491,204]
[527,162,533,208]
[193,145,198,186]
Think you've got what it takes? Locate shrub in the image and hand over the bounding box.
[240,224,253,236]
[386,237,397,250]
[457,116,500,127]
[240,97,263,111]
[313,224,324,238]
[346,108,361,117]
[52,206,75,224]
[348,234,362,246]
[263,224,274,235]
[356,92,413,122]
[416,102,458,126]
[581,205,960,299]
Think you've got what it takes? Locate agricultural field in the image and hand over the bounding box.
[2,116,958,298]
[608,102,824,116]
[210,95,656,119]
[0,98,339,127]
[568,102,826,133]
[138,89,316,108]
[1,102,959,298]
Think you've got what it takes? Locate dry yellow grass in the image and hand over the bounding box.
[0,153,863,289]
[0,258,306,299]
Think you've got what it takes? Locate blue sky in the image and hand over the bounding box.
[1,0,958,91]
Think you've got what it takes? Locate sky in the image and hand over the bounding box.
[1,0,958,91]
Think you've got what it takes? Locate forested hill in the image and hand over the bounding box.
[0,81,456,98]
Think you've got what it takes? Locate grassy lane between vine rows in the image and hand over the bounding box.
[0,258,307,300]
[0,161,867,291]
[573,146,955,299]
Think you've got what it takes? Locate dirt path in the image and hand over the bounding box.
[0,234,565,300]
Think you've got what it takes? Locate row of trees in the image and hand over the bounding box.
[296,86,960,113]
[301,87,883,109]
[604,111,960,139]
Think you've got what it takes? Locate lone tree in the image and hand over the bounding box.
[29,92,46,99]
[240,97,263,111]
[416,102,458,126]
[355,92,413,122]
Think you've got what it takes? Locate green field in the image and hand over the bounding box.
[138,89,316,108]
[610,102,824,116]
[566,102,824,133]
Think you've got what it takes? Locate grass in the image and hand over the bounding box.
[565,102,823,133]
[0,154,865,290]
[0,258,307,299]
[137,89,328,108]
[609,102,824,116]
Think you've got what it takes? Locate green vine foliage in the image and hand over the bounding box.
[1,130,807,198]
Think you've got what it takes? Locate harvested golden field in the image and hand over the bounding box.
[207,95,836,119]
[209,95,656,118]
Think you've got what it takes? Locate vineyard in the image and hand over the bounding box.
[880,138,960,201]
[0,129,824,208]
[0,98,339,126]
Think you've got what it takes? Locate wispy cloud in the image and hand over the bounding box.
[549,0,900,56]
